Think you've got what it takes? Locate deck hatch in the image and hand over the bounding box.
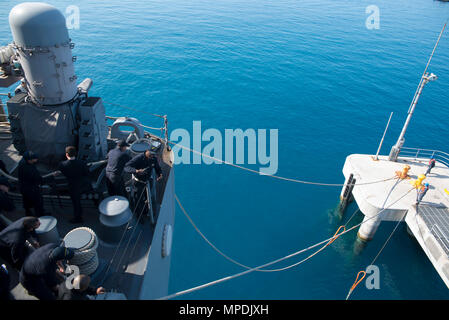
[417,205,449,257]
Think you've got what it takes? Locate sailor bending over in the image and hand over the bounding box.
[124,149,162,218]
[0,217,40,269]
[20,244,74,300]
[105,140,131,197]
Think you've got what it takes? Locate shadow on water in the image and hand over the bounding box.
[327,177,405,258]
[326,199,367,258]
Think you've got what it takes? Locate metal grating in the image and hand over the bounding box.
[417,205,449,257]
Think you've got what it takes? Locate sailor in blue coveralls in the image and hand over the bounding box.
[105,140,131,197]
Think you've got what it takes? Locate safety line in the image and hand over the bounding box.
[141,123,164,131]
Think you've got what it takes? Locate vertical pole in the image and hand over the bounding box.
[389,77,431,162]
[388,23,446,162]
[374,112,393,160]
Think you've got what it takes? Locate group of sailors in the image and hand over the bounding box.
[106,139,163,219]
[0,139,163,300]
[0,217,104,300]
[415,158,436,206]
[0,139,163,223]
[15,146,92,224]
[107,139,163,192]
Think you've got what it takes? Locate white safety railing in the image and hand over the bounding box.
[103,100,170,149]
[398,147,449,168]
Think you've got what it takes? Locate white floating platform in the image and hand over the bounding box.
[342,154,449,221]
[342,154,449,288]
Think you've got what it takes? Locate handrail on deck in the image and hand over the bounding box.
[105,114,169,149]
[398,147,449,168]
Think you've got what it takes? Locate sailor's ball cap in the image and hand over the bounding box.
[117,140,129,148]
[49,246,75,261]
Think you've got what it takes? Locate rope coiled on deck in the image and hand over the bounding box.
[64,227,99,275]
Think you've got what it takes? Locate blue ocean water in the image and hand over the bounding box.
[1,0,449,299]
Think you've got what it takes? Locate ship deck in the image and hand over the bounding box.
[0,132,174,300]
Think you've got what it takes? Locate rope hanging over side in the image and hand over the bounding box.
[160,187,414,300]
[345,202,409,300]
[345,271,367,300]
[176,194,361,273]
[326,226,346,247]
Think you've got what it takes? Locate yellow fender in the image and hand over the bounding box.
[410,174,426,189]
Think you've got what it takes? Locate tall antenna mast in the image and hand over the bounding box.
[388,23,446,162]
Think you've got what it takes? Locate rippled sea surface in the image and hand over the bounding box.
[1,0,449,299]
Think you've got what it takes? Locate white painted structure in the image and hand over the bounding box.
[342,153,449,288]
